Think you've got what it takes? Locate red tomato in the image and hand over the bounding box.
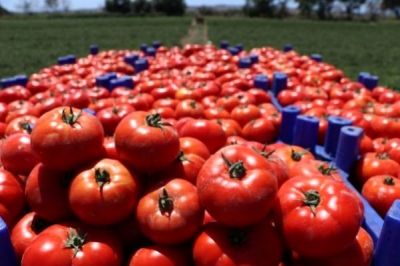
[273,144,315,170]
[21,223,123,266]
[25,163,75,222]
[196,145,278,227]
[175,99,204,119]
[296,227,373,266]
[179,136,210,160]
[0,133,40,176]
[213,118,242,137]
[115,111,180,174]
[11,212,50,260]
[355,152,400,186]
[68,158,141,226]
[30,106,105,171]
[127,244,192,266]
[193,217,283,266]
[230,104,262,128]
[178,119,227,154]
[96,105,135,136]
[0,168,25,227]
[274,175,364,258]
[362,175,400,217]
[136,178,204,244]
[241,117,277,144]
[288,159,342,181]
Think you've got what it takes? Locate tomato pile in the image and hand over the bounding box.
[0,42,396,265]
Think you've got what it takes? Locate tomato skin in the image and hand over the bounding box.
[179,137,210,160]
[274,175,364,258]
[21,223,123,266]
[68,158,141,227]
[127,244,192,266]
[362,175,400,217]
[241,117,277,144]
[273,145,315,170]
[355,152,400,187]
[96,105,135,136]
[30,106,105,171]
[25,163,75,222]
[196,145,278,227]
[136,178,204,245]
[115,111,180,174]
[10,212,51,260]
[288,159,342,181]
[0,168,25,227]
[296,227,373,266]
[178,119,227,154]
[192,217,283,266]
[0,133,40,176]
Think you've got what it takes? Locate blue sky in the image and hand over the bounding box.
[2,0,245,11]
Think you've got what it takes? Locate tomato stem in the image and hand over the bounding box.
[19,122,33,134]
[145,113,171,133]
[302,190,321,215]
[318,163,337,175]
[221,153,246,179]
[291,148,309,162]
[64,228,87,257]
[94,168,110,189]
[62,107,82,125]
[384,177,395,186]
[158,188,174,214]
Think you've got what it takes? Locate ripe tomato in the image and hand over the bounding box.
[68,158,141,226]
[193,217,283,266]
[96,105,135,136]
[127,244,192,266]
[196,145,278,227]
[241,117,277,144]
[175,99,205,119]
[25,163,75,222]
[115,111,180,174]
[355,152,400,187]
[30,106,105,171]
[362,175,400,217]
[273,144,315,170]
[213,118,242,137]
[0,168,25,227]
[0,133,40,176]
[11,212,50,260]
[178,118,227,154]
[296,227,373,266]
[21,223,123,266]
[288,159,342,181]
[136,178,204,245]
[230,104,262,128]
[274,175,364,258]
[179,136,210,160]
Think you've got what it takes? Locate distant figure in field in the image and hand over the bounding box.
[195,15,205,25]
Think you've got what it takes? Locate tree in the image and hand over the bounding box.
[381,0,400,19]
[248,0,275,17]
[16,0,38,14]
[60,0,70,12]
[132,0,152,15]
[45,0,58,11]
[152,0,186,16]
[296,0,334,19]
[341,0,366,20]
[296,0,315,18]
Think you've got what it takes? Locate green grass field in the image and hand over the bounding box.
[1,15,399,90]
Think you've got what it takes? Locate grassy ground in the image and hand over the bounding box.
[207,17,400,90]
[0,16,191,79]
[0,15,399,90]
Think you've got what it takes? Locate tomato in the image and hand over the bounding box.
[296,227,373,266]
[136,178,204,245]
[288,159,342,181]
[11,212,51,260]
[0,133,40,176]
[68,158,141,226]
[273,145,315,170]
[25,163,75,222]
[204,106,231,120]
[96,105,135,136]
[192,217,283,266]
[127,244,192,266]
[241,117,277,144]
[0,168,25,227]
[62,90,91,109]
[179,137,210,160]
[362,175,400,217]
[213,118,242,137]
[274,175,364,258]
[115,111,180,174]
[230,104,261,128]
[178,119,227,154]
[34,97,63,116]
[196,145,278,227]
[30,106,105,171]
[21,223,123,266]
[0,85,31,103]
[175,99,204,119]
[355,152,400,187]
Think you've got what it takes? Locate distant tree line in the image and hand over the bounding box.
[104,0,186,16]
